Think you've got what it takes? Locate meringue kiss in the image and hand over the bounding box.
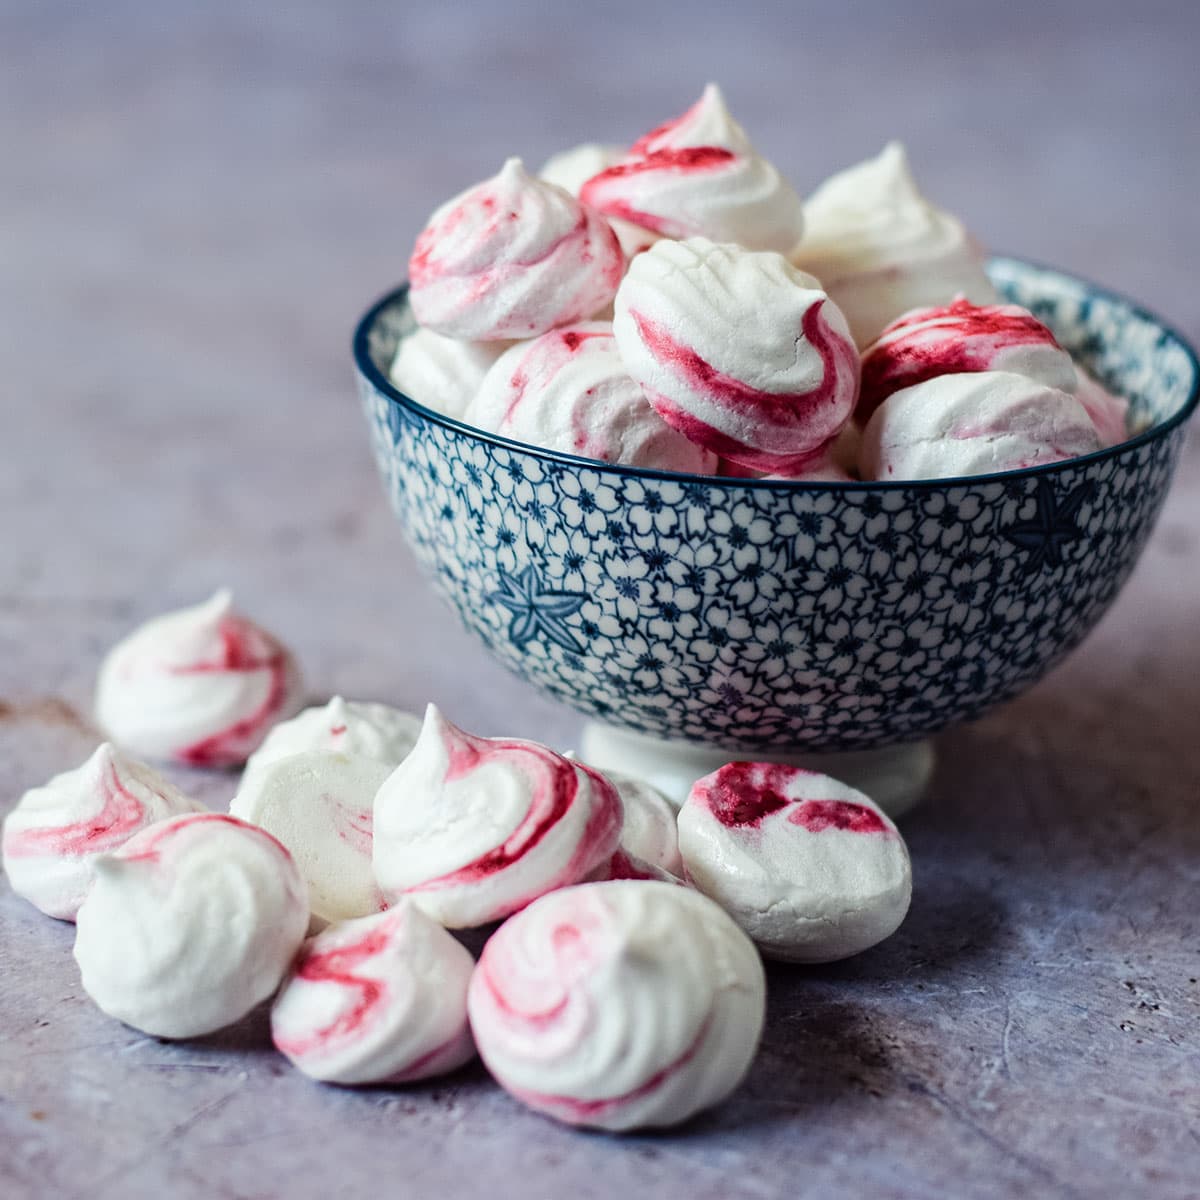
[2,742,203,920]
[613,237,860,472]
[372,706,622,928]
[94,589,304,768]
[408,157,623,341]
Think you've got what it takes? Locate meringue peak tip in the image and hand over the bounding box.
[201,588,235,618]
[498,156,529,181]
[700,81,726,106]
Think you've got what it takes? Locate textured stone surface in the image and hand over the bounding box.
[2,2,1198,1197]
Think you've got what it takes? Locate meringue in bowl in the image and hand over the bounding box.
[354,259,1197,807]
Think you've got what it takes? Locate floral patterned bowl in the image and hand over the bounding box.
[354,258,1198,755]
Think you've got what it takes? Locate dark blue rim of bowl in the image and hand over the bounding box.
[351,256,1200,493]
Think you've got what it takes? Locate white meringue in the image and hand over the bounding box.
[230,751,393,924]
[859,298,1078,420]
[2,742,203,921]
[860,370,1102,481]
[1075,366,1132,447]
[388,325,509,419]
[792,142,999,346]
[600,768,682,876]
[408,157,623,340]
[465,322,716,473]
[677,762,911,962]
[468,880,765,1131]
[586,848,682,884]
[613,237,859,471]
[373,706,622,928]
[73,812,308,1038]
[94,590,304,768]
[539,142,625,196]
[581,83,804,253]
[271,903,476,1085]
[245,696,421,774]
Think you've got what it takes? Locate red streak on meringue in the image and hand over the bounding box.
[788,799,889,835]
[410,732,620,895]
[700,762,809,828]
[273,921,395,1059]
[118,812,287,864]
[171,620,291,766]
[858,299,1066,421]
[3,758,147,858]
[633,303,858,471]
[331,798,374,855]
[505,1015,713,1123]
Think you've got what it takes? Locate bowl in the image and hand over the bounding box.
[353,258,1198,772]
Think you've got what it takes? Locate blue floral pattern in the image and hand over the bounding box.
[355,258,1197,752]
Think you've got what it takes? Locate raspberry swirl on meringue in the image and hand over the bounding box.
[408,157,623,341]
[2,742,203,921]
[858,298,1079,421]
[613,237,860,472]
[372,706,622,928]
[467,881,765,1131]
[271,903,476,1086]
[678,762,911,963]
[581,83,804,253]
[94,590,304,768]
[465,322,716,473]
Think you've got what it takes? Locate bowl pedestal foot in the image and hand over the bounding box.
[578,722,934,819]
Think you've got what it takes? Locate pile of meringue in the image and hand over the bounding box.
[3,592,914,1132]
[392,84,1131,482]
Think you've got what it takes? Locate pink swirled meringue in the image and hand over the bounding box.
[860,370,1102,481]
[245,696,422,773]
[372,706,622,928]
[858,298,1078,422]
[580,83,804,253]
[464,322,716,472]
[678,762,911,963]
[408,158,623,340]
[271,903,475,1085]
[613,237,860,472]
[389,325,509,419]
[792,142,999,347]
[467,880,765,1131]
[231,751,393,923]
[94,590,304,767]
[73,812,308,1038]
[1075,367,1132,447]
[2,742,203,921]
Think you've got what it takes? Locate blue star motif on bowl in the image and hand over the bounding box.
[488,565,587,653]
[1002,477,1096,572]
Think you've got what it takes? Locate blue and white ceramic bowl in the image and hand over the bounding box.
[354,259,1198,754]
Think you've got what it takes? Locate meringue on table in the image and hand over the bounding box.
[1,742,203,921]
[94,589,304,768]
[467,880,765,1131]
[372,705,622,928]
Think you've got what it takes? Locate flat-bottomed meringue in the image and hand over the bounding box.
[73,812,309,1038]
[2,742,202,921]
[94,590,304,767]
[678,762,912,962]
[230,750,393,923]
[373,706,622,928]
[271,903,476,1085]
[468,880,765,1130]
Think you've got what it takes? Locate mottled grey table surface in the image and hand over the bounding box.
[2,2,1199,1197]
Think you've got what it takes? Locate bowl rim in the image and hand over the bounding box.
[352,255,1200,493]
